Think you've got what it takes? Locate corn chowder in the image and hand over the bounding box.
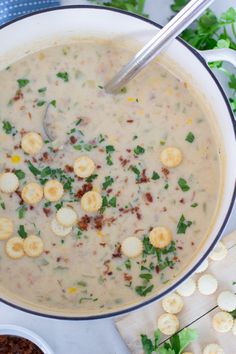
[0,40,220,313]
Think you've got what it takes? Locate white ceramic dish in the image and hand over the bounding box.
[0,324,54,353]
[0,5,235,319]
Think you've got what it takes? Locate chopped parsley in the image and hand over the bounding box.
[151,171,160,180]
[125,259,131,270]
[14,170,25,180]
[18,205,27,219]
[134,145,145,155]
[50,99,57,107]
[0,198,6,210]
[56,71,69,82]
[120,87,127,93]
[177,214,192,234]
[191,202,198,208]
[85,174,98,183]
[102,195,117,209]
[2,120,17,135]
[164,183,169,190]
[37,100,46,107]
[18,225,28,239]
[102,176,114,190]
[135,284,154,297]
[105,145,115,166]
[178,177,190,192]
[38,87,47,93]
[130,165,141,181]
[139,273,153,281]
[28,161,41,176]
[185,131,195,143]
[133,135,138,140]
[17,79,29,88]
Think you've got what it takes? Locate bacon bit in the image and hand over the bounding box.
[29,206,34,210]
[32,157,37,163]
[191,241,195,246]
[124,273,132,281]
[126,119,134,123]
[112,243,122,258]
[160,206,167,212]
[44,250,50,255]
[56,257,61,262]
[103,260,112,275]
[126,148,131,153]
[177,246,183,250]
[161,167,170,178]
[106,188,112,194]
[119,156,129,167]
[70,136,77,144]
[28,112,32,119]
[99,243,106,247]
[137,169,150,184]
[76,183,93,199]
[13,89,23,101]
[155,265,160,274]
[179,198,185,204]
[96,165,102,169]
[65,164,74,173]
[78,215,90,231]
[119,206,142,220]
[94,215,104,230]
[15,190,24,205]
[43,208,52,217]
[145,192,153,203]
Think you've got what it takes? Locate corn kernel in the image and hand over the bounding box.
[68,287,77,294]
[38,52,45,60]
[186,118,192,125]
[127,97,136,102]
[97,231,104,237]
[11,155,21,164]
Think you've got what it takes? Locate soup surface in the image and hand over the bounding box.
[0,40,220,314]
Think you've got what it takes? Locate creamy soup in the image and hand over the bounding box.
[0,40,220,314]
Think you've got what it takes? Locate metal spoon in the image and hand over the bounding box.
[105,0,215,94]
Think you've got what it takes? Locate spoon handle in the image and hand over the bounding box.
[105,0,215,93]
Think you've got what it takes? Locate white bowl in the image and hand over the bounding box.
[0,324,54,354]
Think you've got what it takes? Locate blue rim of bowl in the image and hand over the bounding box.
[0,5,235,320]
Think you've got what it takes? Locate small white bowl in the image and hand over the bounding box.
[0,324,54,354]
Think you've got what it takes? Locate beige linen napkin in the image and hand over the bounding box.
[115,231,236,354]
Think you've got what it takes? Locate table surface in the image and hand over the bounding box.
[0,1,235,353]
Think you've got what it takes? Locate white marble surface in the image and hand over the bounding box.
[0,1,235,353]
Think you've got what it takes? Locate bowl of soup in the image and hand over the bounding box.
[0,6,235,319]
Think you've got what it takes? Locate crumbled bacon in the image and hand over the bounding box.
[179,198,185,204]
[145,192,153,203]
[28,112,32,119]
[15,190,24,205]
[94,215,104,230]
[103,260,112,275]
[65,164,74,173]
[78,215,90,231]
[124,273,132,281]
[112,243,122,258]
[119,156,129,167]
[137,169,149,184]
[99,243,106,247]
[76,183,93,199]
[126,119,134,123]
[43,208,52,217]
[161,167,170,178]
[13,89,23,101]
[70,136,77,144]
[155,265,160,274]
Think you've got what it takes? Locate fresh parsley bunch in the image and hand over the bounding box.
[141,328,198,354]
[89,0,236,113]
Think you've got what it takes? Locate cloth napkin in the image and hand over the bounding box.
[0,0,59,25]
[115,231,236,354]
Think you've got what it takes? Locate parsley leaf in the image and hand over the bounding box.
[2,120,17,135]
[18,225,28,239]
[17,79,29,88]
[14,170,25,180]
[37,100,46,107]
[18,205,27,219]
[151,171,160,180]
[185,132,195,143]
[135,284,154,297]
[85,174,98,183]
[38,87,47,93]
[125,259,131,269]
[57,71,69,82]
[177,214,192,234]
[102,176,114,190]
[130,165,141,181]
[106,145,115,153]
[134,145,145,155]
[178,177,190,192]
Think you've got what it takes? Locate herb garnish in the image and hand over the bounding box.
[101,195,117,210]
[56,71,69,82]
[17,79,29,88]
[177,214,192,234]
[130,165,141,181]
[14,170,25,180]
[135,284,154,297]
[141,328,198,354]
[178,177,190,192]
[125,259,131,270]
[37,100,46,107]
[191,202,198,208]
[50,99,57,107]
[105,145,115,166]
[0,198,6,210]
[18,205,27,219]
[151,171,160,180]
[2,120,17,135]
[38,87,47,93]
[185,131,195,143]
[85,174,98,183]
[102,176,114,190]
[18,225,28,239]
[134,145,145,155]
